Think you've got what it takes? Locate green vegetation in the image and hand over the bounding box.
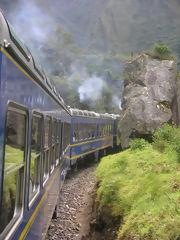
[147,43,176,61]
[123,71,137,82]
[95,125,180,239]
[130,138,149,151]
[153,124,180,162]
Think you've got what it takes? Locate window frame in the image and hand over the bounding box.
[0,102,28,239]
[51,118,57,172]
[56,120,61,166]
[43,116,51,185]
[28,111,43,209]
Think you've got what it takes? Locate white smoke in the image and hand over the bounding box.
[6,0,56,51]
[112,95,122,110]
[78,76,104,102]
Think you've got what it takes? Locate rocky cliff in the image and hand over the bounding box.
[119,54,179,149]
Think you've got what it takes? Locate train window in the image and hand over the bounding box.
[76,123,79,141]
[104,125,107,136]
[89,124,92,138]
[99,125,102,137]
[73,123,76,142]
[79,123,82,140]
[81,123,84,140]
[29,114,42,204]
[86,123,88,139]
[62,123,65,151]
[80,123,83,140]
[110,124,113,134]
[82,124,84,139]
[63,122,70,150]
[85,123,88,139]
[73,123,78,142]
[43,117,51,183]
[0,110,27,234]
[103,125,105,136]
[92,124,96,138]
[56,121,61,165]
[68,123,71,145]
[97,124,99,137]
[51,119,57,171]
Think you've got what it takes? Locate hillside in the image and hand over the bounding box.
[35,0,180,58]
[2,0,180,59]
[94,127,180,239]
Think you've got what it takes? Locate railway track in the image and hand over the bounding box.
[46,162,97,240]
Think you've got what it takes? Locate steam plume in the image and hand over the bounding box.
[78,76,104,102]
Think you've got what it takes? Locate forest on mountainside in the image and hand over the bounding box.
[1,0,180,113]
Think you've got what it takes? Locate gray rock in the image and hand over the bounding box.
[120,54,178,149]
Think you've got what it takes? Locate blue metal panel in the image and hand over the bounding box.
[70,136,113,161]
[0,51,71,240]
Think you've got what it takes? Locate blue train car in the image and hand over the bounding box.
[0,9,120,240]
[69,108,118,165]
[0,11,71,240]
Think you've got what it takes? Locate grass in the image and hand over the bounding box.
[146,43,176,61]
[95,144,180,239]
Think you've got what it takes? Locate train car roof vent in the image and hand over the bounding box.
[32,56,44,80]
[46,77,53,90]
[53,86,57,96]
[7,22,31,62]
[61,97,64,104]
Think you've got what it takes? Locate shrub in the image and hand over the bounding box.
[130,138,149,151]
[153,124,180,161]
[147,43,174,60]
[153,43,171,55]
[153,124,176,146]
[173,141,180,163]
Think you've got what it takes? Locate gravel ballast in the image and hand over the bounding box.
[46,163,96,240]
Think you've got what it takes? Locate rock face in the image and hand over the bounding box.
[119,54,179,149]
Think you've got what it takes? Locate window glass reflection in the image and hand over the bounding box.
[29,115,42,203]
[0,110,26,234]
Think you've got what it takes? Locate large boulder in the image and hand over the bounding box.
[119,54,179,149]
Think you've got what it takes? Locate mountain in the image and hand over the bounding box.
[1,0,180,113]
[42,0,180,58]
[2,0,180,57]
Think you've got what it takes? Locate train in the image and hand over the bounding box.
[0,10,119,240]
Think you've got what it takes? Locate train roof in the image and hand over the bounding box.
[0,9,69,114]
[70,108,120,120]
